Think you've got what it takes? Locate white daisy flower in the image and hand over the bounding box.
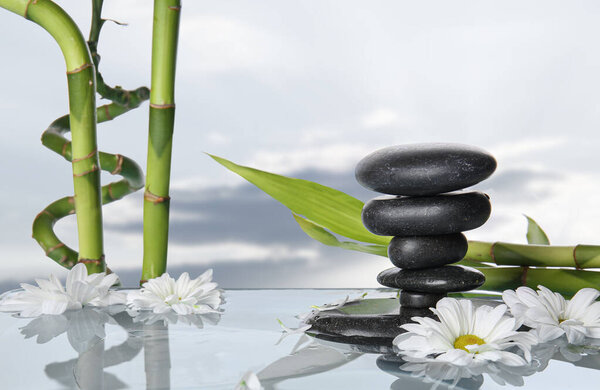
[126,270,221,315]
[502,285,600,345]
[235,371,262,390]
[0,263,124,317]
[394,298,537,368]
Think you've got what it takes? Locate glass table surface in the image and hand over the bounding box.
[0,289,598,389]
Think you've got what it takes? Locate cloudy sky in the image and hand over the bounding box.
[1,0,600,289]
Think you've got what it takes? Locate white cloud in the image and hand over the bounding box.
[247,143,375,174]
[179,15,295,74]
[360,108,400,129]
[168,241,320,265]
[490,137,567,160]
[206,132,231,146]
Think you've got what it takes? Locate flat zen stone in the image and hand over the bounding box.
[362,191,491,236]
[388,234,468,269]
[400,291,447,308]
[355,143,497,196]
[377,265,485,293]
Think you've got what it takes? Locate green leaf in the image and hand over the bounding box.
[338,298,399,315]
[524,215,550,245]
[292,214,389,257]
[209,154,391,245]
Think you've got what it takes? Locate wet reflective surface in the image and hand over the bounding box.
[1,289,599,389]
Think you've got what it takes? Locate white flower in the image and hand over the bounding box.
[502,285,600,344]
[275,318,311,350]
[126,270,221,315]
[394,298,537,368]
[0,263,124,317]
[310,292,368,311]
[235,371,262,390]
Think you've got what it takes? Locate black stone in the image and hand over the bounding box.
[388,234,468,269]
[362,192,491,236]
[355,143,496,196]
[400,291,446,308]
[377,265,485,292]
[305,306,436,349]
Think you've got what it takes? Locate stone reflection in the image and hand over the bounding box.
[18,306,221,389]
[257,335,362,389]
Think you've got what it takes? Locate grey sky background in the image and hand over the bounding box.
[1,0,600,289]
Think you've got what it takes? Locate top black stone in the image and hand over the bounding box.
[355,143,497,196]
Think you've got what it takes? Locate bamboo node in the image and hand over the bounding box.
[66,63,93,75]
[144,190,170,204]
[79,255,105,265]
[35,209,55,220]
[103,104,113,120]
[61,141,70,158]
[149,103,176,109]
[490,242,497,264]
[139,279,148,285]
[72,148,98,163]
[168,6,182,11]
[24,0,37,19]
[111,154,124,175]
[573,245,583,270]
[45,242,65,255]
[73,164,100,177]
[520,266,529,286]
[58,255,70,266]
[107,183,115,200]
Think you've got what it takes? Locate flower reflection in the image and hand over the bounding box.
[128,309,221,328]
[19,306,118,352]
[530,335,600,368]
[380,353,544,389]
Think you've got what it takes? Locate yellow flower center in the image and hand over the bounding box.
[453,334,485,352]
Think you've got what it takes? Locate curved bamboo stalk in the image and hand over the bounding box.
[32,102,146,269]
[464,240,600,269]
[142,0,181,283]
[22,0,149,271]
[0,0,105,272]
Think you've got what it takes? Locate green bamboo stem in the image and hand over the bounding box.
[141,0,181,283]
[0,0,105,272]
[475,266,600,298]
[32,102,146,269]
[464,240,600,269]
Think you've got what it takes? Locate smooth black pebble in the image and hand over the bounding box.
[400,291,447,308]
[362,191,491,236]
[355,143,496,196]
[388,234,468,269]
[377,265,485,293]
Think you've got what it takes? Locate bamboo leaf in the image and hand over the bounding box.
[524,215,550,245]
[209,154,390,245]
[338,298,399,315]
[292,214,389,257]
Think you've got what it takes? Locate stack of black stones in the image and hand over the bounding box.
[356,143,497,312]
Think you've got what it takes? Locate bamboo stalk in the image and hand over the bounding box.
[27,0,149,270]
[0,0,105,272]
[141,0,181,283]
[475,266,600,298]
[32,103,146,269]
[464,240,600,269]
